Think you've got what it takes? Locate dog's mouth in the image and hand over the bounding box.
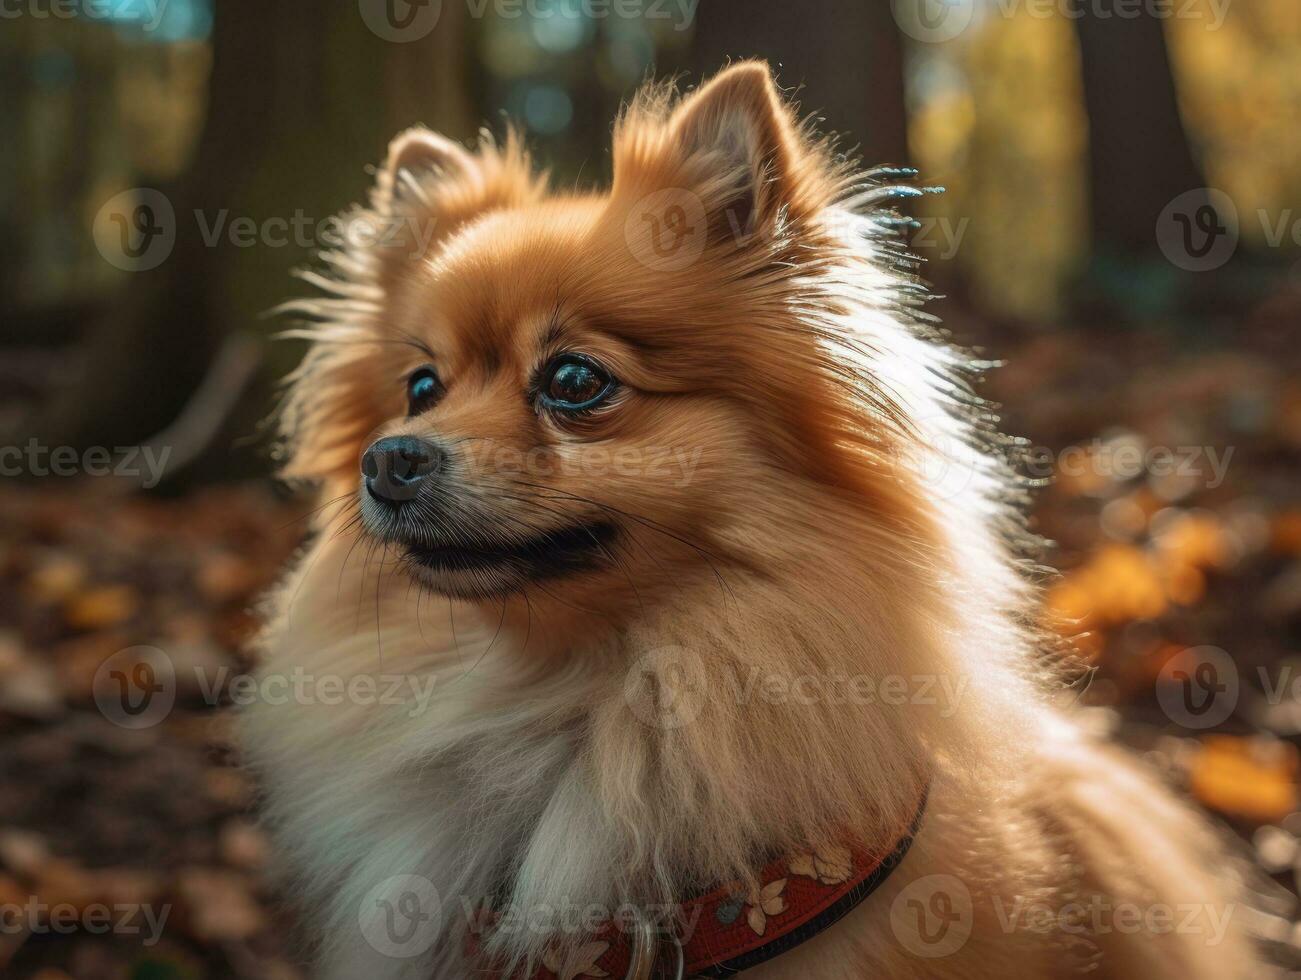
[388,520,619,597]
[404,520,617,572]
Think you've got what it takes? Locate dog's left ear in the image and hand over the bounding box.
[614,62,832,247]
[671,62,815,233]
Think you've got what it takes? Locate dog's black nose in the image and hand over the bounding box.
[361,436,444,503]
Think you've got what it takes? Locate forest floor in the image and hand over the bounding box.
[1,289,1300,978]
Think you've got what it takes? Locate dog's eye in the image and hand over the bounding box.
[406,366,443,416]
[539,354,615,412]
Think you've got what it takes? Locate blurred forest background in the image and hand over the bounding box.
[1,1,1300,977]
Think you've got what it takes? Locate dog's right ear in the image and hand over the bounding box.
[366,126,543,277]
[375,127,476,217]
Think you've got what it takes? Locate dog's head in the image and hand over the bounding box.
[280,62,941,605]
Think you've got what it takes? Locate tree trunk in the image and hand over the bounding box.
[1074,10,1208,255]
[26,0,475,482]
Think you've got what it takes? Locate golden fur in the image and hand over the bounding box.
[241,63,1268,979]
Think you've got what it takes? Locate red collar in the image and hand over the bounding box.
[470,787,928,979]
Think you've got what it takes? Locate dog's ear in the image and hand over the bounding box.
[613,61,833,251]
[376,127,477,217]
[367,126,544,277]
[669,61,814,235]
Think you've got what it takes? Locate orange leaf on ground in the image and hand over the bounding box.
[176,867,265,942]
[1188,736,1298,824]
[1273,511,1301,555]
[64,585,138,631]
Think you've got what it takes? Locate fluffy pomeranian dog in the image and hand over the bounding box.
[241,63,1266,979]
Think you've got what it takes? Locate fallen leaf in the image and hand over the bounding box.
[0,829,50,877]
[219,820,269,869]
[65,585,138,631]
[1189,737,1298,823]
[0,661,64,720]
[176,867,264,942]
